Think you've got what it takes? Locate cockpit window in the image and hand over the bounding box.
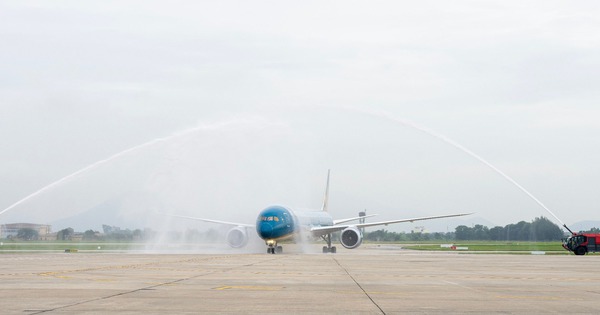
[261,216,280,222]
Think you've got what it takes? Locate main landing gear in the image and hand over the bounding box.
[321,233,337,254]
[322,246,336,253]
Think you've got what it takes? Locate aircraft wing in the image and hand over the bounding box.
[158,212,254,228]
[333,214,378,225]
[310,212,473,235]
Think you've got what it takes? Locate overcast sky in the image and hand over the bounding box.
[1,1,600,233]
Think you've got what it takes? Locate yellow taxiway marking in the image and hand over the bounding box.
[38,272,72,279]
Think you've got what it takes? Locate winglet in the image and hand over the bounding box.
[321,169,330,212]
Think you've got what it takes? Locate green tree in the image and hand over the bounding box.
[57,228,74,241]
[504,221,531,241]
[586,227,599,233]
[408,232,425,241]
[488,226,505,241]
[366,229,387,242]
[514,221,531,240]
[455,225,473,240]
[472,224,490,240]
[83,230,98,241]
[17,228,39,241]
[530,217,563,241]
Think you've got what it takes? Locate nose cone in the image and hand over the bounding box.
[258,222,273,239]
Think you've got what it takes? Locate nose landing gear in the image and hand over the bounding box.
[266,240,283,254]
[267,245,283,254]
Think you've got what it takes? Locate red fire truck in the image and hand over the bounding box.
[562,233,600,255]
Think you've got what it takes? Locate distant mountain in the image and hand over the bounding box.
[51,199,130,232]
[49,191,214,233]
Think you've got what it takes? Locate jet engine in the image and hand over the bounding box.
[340,226,363,249]
[226,227,249,248]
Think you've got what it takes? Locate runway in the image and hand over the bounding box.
[1,245,599,314]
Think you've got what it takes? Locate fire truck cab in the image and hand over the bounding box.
[562,233,600,255]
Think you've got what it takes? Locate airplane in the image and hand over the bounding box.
[163,171,472,254]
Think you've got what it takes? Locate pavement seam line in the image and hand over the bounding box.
[27,255,283,314]
[332,257,385,315]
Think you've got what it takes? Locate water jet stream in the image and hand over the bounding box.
[357,108,566,227]
[0,117,271,217]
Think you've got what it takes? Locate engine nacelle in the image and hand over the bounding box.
[226,227,249,248]
[340,226,363,249]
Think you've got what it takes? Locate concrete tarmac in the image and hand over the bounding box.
[1,245,599,314]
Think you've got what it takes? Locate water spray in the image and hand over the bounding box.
[354,108,568,228]
[0,116,277,217]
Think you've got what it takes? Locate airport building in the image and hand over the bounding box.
[0,223,52,239]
